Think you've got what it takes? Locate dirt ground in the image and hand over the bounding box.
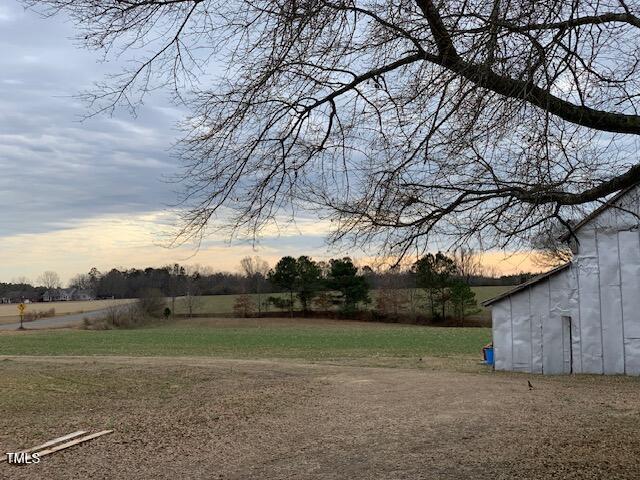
[1,356,640,479]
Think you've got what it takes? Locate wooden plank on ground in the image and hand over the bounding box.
[1,430,88,463]
[37,430,113,458]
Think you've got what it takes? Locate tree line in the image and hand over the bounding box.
[241,253,481,323]
[261,256,370,317]
[2,249,540,323]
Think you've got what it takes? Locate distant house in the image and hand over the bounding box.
[2,291,40,304]
[41,290,58,302]
[59,289,73,301]
[72,290,94,301]
[42,288,95,302]
[42,289,66,302]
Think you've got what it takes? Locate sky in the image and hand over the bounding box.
[0,2,540,284]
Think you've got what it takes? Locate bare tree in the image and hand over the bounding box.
[69,273,93,291]
[26,0,640,257]
[233,294,256,318]
[167,263,185,316]
[37,271,61,290]
[483,264,499,279]
[452,247,483,284]
[531,223,574,268]
[240,256,270,316]
[183,265,202,318]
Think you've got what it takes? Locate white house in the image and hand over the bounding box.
[42,288,95,302]
[484,185,640,375]
[72,290,94,301]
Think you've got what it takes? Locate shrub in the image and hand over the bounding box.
[83,316,111,330]
[23,308,56,322]
[83,294,166,330]
[267,296,293,312]
[375,289,409,318]
[137,288,166,317]
[312,292,334,312]
[233,294,256,317]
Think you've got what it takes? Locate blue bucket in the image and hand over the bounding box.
[483,347,494,366]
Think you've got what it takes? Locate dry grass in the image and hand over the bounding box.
[0,299,136,325]
[1,356,640,479]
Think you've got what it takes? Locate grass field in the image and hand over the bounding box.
[0,318,491,362]
[174,285,512,316]
[1,317,639,479]
[0,299,136,325]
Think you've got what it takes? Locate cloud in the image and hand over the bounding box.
[0,6,343,281]
[0,211,335,283]
[0,6,182,238]
[0,5,15,23]
[0,5,545,283]
[0,205,542,283]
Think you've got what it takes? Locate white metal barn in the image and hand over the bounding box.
[484,185,640,375]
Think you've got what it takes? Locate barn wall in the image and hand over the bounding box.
[620,231,640,375]
[491,186,640,375]
[548,271,571,374]
[572,229,603,374]
[491,268,571,374]
[492,300,512,371]
[573,224,640,375]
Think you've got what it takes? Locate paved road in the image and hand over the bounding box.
[0,308,109,331]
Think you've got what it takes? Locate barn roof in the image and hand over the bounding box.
[483,184,640,307]
[481,262,571,306]
[559,184,638,241]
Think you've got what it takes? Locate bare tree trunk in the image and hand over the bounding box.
[289,291,294,318]
[429,289,435,319]
[256,278,262,317]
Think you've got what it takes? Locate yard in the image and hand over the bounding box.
[1,318,639,479]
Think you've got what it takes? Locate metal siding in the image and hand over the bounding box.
[624,339,640,376]
[529,282,547,374]
[619,230,640,375]
[546,273,567,374]
[582,186,639,231]
[510,289,533,372]
[488,186,640,376]
[562,316,572,374]
[597,231,625,374]
[567,265,583,373]
[575,228,604,374]
[492,299,512,371]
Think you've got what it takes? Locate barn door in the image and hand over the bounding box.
[562,316,573,374]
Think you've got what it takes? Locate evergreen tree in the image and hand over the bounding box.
[295,256,323,314]
[326,258,370,314]
[414,252,457,320]
[449,280,477,326]
[268,256,298,317]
